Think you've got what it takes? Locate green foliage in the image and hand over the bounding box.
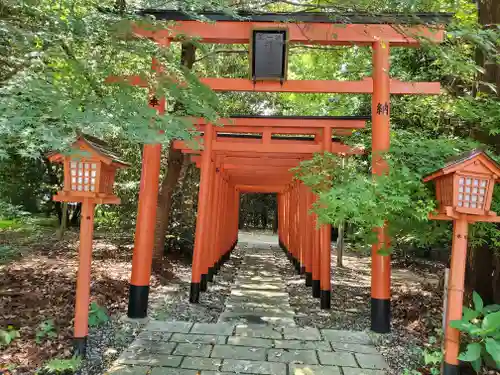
[0,0,231,158]
[35,319,57,344]
[41,356,82,374]
[0,326,20,347]
[88,302,109,327]
[0,201,30,220]
[450,292,500,372]
[402,332,443,375]
[295,130,482,250]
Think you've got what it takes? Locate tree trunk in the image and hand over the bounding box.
[466,245,495,304]
[57,202,68,240]
[464,0,500,302]
[272,209,278,233]
[337,222,345,268]
[152,43,196,271]
[476,0,500,97]
[70,203,81,227]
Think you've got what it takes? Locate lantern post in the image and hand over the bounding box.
[49,135,129,356]
[423,149,500,375]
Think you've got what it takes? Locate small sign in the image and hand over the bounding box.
[250,29,288,81]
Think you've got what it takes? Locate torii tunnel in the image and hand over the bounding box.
[123,10,448,335]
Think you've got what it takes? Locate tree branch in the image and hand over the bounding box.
[194,49,248,63]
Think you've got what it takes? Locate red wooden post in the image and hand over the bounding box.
[443,217,468,373]
[292,182,300,272]
[73,198,95,355]
[190,123,214,303]
[205,164,219,284]
[213,171,225,274]
[298,183,304,274]
[128,143,162,318]
[371,40,391,333]
[299,182,308,276]
[310,191,321,298]
[320,126,332,309]
[305,188,313,287]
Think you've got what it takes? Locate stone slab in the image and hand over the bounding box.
[181,356,222,371]
[342,368,388,375]
[236,276,283,282]
[317,351,358,367]
[128,340,176,354]
[267,348,318,364]
[321,329,372,345]
[150,369,198,375]
[211,344,267,361]
[170,333,227,345]
[146,321,193,333]
[227,336,274,348]
[136,331,172,341]
[174,343,213,357]
[231,289,289,298]
[219,313,295,326]
[235,282,284,291]
[355,353,389,370]
[235,324,283,339]
[274,339,331,351]
[105,365,150,375]
[223,307,295,316]
[330,342,380,354]
[289,364,342,375]
[221,359,287,375]
[117,352,183,367]
[225,298,291,309]
[191,323,235,336]
[283,327,321,341]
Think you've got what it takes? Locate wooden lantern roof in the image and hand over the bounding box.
[48,135,130,168]
[423,149,500,183]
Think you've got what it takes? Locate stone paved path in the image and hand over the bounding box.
[107,234,389,375]
[218,240,296,326]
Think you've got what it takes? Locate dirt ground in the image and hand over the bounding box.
[0,228,137,372]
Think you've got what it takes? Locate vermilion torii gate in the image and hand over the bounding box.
[123,10,448,334]
[174,115,366,310]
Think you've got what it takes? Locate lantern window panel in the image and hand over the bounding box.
[70,159,98,193]
[456,176,490,210]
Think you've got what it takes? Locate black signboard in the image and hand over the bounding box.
[250,29,288,81]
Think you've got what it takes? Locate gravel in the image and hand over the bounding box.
[79,319,141,375]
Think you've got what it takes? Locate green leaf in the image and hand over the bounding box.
[450,319,479,333]
[424,349,443,364]
[483,304,500,314]
[473,291,484,313]
[485,338,500,363]
[482,311,500,331]
[458,342,482,362]
[471,357,482,372]
[463,307,481,322]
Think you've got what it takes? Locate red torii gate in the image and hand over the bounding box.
[122,10,448,335]
[174,116,366,308]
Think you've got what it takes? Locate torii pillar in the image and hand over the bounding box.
[371,40,391,333]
